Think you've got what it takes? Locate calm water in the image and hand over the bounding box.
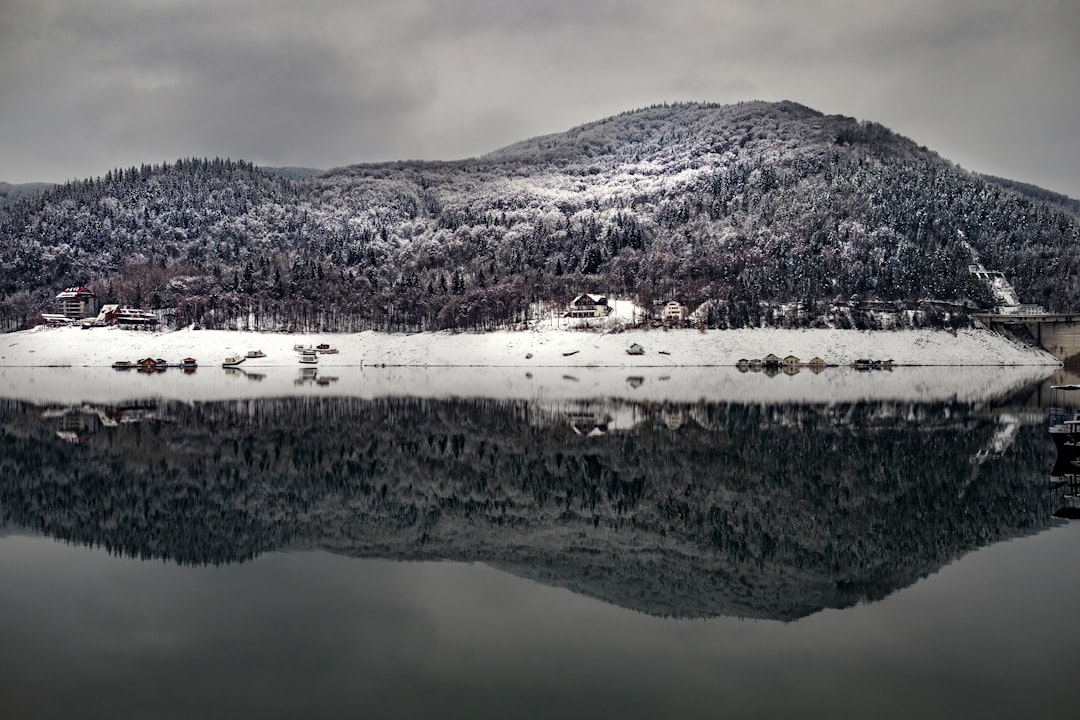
[2,372,1080,719]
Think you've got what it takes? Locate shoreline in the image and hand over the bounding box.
[0,325,1062,406]
[0,324,1061,369]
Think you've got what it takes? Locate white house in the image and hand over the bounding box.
[662,300,688,322]
[566,293,613,318]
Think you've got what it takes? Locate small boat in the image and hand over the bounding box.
[316,343,331,350]
[626,343,645,355]
[246,350,266,358]
[112,360,134,370]
[299,353,319,365]
[222,355,245,367]
[180,358,198,369]
[317,347,339,354]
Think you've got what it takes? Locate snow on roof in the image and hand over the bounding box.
[570,293,607,303]
[56,286,95,299]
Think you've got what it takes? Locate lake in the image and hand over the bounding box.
[2,366,1079,719]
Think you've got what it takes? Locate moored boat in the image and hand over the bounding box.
[112,360,134,370]
[222,355,245,367]
[246,350,266,358]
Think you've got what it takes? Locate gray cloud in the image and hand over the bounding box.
[0,0,1077,197]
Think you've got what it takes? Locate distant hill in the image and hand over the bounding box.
[0,181,53,216]
[259,165,323,181]
[1,102,1078,331]
[980,174,1080,216]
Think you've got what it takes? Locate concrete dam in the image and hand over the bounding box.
[975,313,1080,367]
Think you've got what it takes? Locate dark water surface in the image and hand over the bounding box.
[2,385,1079,718]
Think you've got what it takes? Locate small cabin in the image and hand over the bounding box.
[566,293,613,318]
[626,343,645,356]
[806,357,827,368]
[762,353,782,367]
[782,355,800,367]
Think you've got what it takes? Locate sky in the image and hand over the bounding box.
[1,0,1078,198]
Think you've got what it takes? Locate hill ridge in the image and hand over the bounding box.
[1,101,1077,333]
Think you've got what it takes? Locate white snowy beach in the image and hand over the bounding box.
[0,324,1060,406]
[0,323,1057,369]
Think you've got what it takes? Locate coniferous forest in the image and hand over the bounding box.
[2,101,1078,332]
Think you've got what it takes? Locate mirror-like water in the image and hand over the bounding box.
[2,369,1079,718]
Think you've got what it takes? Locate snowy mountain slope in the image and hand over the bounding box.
[1,102,1078,332]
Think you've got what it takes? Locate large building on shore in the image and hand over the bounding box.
[54,286,98,319]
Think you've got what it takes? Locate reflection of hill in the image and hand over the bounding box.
[0,397,1055,620]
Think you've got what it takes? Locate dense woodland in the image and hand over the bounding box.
[2,101,1078,332]
[0,396,1054,619]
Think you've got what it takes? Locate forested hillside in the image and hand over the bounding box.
[2,101,1078,332]
[0,181,53,217]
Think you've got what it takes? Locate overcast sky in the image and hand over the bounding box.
[2,0,1078,197]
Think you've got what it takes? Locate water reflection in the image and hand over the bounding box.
[0,394,1056,620]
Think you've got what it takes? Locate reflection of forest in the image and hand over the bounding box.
[0,397,1057,620]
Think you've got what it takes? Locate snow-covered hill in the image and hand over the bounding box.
[2,102,1078,333]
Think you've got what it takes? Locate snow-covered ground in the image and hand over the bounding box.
[0,324,1058,405]
[0,323,1056,369]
